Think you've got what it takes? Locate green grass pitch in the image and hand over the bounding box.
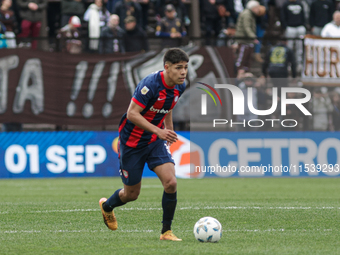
[0,177,339,255]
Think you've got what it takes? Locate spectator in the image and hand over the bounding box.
[216,0,236,27]
[155,4,186,47]
[99,14,125,53]
[106,0,121,14]
[156,0,189,24]
[312,87,333,131]
[0,0,17,48]
[124,15,148,52]
[17,0,47,49]
[309,0,333,36]
[262,39,296,97]
[57,15,82,54]
[254,4,267,63]
[113,0,142,30]
[181,0,191,26]
[0,21,6,49]
[216,24,236,47]
[217,0,233,24]
[60,0,86,27]
[0,21,6,48]
[300,0,311,28]
[331,90,340,130]
[234,0,261,70]
[281,0,306,70]
[266,0,286,37]
[138,0,150,31]
[321,11,340,37]
[83,0,110,51]
[9,0,20,31]
[231,0,243,24]
[202,0,223,45]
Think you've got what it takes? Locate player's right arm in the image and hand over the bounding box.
[126,100,178,144]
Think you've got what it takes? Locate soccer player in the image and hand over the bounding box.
[99,48,189,241]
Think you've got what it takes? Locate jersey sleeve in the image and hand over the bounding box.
[132,79,155,109]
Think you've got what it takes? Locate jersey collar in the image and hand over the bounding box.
[160,71,175,89]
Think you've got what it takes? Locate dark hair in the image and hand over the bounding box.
[95,0,107,14]
[163,48,189,66]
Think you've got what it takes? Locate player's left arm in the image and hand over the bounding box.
[164,111,176,146]
[127,100,178,144]
[164,110,174,131]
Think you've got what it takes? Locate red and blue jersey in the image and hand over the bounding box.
[118,71,186,148]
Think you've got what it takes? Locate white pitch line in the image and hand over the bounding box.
[0,206,339,215]
[0,229,155,234]
[120,206,340,210]
[0,228,333,235]
[32,209,99,213]
[221,228,333,232]
[11,185,163,191]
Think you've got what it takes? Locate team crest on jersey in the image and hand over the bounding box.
[141,86,149,95]
[122,170,129,178]
[174,96,179,102]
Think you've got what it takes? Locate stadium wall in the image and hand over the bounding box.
[0,131,339,179]
[0,45,234,126]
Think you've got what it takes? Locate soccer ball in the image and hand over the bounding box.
[193,216,222,242]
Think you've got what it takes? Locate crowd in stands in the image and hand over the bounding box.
[0,0,337,74]
[0,0,333,44]
[2,0,340,131]
[0,0,338,55]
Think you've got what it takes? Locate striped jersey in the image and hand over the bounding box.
[118,71,186,148]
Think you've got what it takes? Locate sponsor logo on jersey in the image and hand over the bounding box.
[150,105,172,114]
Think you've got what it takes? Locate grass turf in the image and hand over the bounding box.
[0,178,339,255]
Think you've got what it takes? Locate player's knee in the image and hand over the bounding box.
[126,189,140,201]
[164,177,177,192]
